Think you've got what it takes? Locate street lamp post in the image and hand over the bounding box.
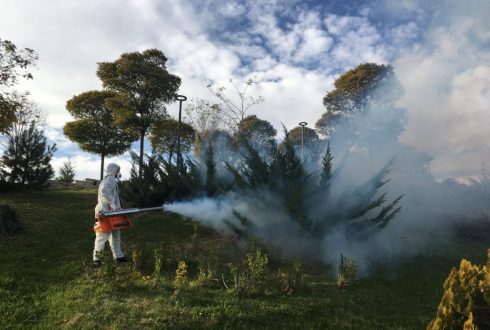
[298,121,308,162]
[175,94,187,164]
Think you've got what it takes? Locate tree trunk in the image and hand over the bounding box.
[100,154,105,181]
[139,130,145,178]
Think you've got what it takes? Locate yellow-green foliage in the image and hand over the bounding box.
[427,249,490,330]
[174,260,188,289]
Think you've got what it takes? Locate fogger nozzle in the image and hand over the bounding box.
[99,206,168,218]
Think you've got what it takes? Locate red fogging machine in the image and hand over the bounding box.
[94,206,166,232]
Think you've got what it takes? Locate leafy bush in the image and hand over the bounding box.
[0,204,22,235]
[227,248,271,296]
[427,249,490,330]
[336,254,358,289]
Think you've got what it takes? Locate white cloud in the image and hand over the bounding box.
[324,14,388,66]
[3,0,487,181]
[51,154,132,181]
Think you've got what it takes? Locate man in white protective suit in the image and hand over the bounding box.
[93,163,128,267]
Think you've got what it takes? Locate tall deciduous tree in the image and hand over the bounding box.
[286,126,320,162]
[287,126,319,148]
[184,98,222,134]
[0,39,38,133]
[57,160,76,183]
[207,78,264,134]
[149,118,196,160]
[315,63,405,147]
[236,115,277,142]
[234,115,277,159]
[64,90,136,180]
[97,49,181,177]
[0,94,45,144]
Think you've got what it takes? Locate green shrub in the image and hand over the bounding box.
[227,248,271,296]
[427,249,490,330]
[246,248,269,294]
[336,254,358,289]
[0,204,22,235]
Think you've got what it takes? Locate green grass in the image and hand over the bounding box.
[0,190,488,329]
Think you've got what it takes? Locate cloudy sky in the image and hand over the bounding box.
[1,0,489,181]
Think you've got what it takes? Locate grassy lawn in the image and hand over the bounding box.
[0,190,488,329]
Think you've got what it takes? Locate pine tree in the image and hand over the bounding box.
[204,140,217,196]
[320,142,333,188]
[1,123,56,187]
[57,160,76,183]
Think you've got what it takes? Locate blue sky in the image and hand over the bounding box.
[1,0,489,181]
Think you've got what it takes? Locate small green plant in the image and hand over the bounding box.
[131,248,143,273]
[226,248,271,296]
[172,260,189,301]
[153,249,162,278]
[246,248,269,295]
[98,252,117,281]
[191,253,219,288]
[149,248,166,287]
[192,266,216,288]
[174,260,189,289]
[336,254,358,289]
[277,257,305,294]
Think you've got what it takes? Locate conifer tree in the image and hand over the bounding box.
[320,142,333,188]
[224,129,401,241]
[1,123,56,187]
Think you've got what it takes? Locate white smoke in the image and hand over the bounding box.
[394,0,490,181]
[163,0,490,272]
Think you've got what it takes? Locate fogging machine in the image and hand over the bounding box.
[94,206,166,232]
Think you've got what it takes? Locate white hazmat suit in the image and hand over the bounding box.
[93,163,125,261]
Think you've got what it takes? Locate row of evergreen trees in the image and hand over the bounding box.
[120,126,401,248]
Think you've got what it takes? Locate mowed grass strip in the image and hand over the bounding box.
[0,190,487,329]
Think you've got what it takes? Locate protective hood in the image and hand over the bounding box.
[105,163,120,177]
